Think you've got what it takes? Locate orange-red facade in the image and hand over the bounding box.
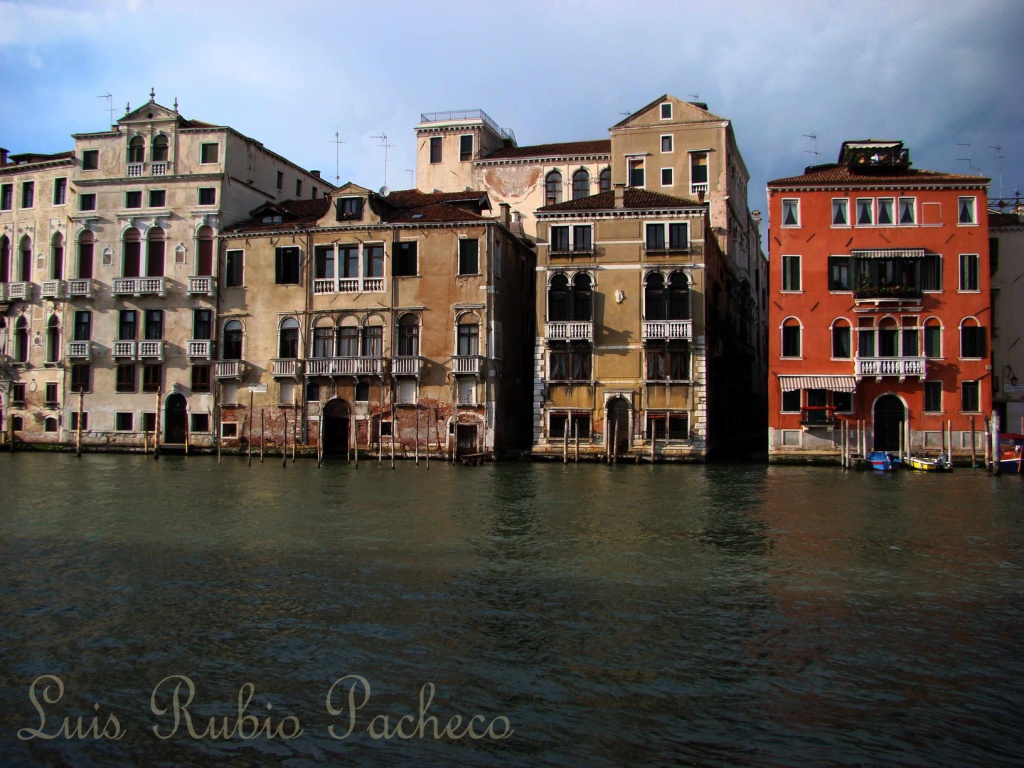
[767,141,990,461]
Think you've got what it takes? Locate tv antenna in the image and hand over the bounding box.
[98,93,115,127]
[956,143,980,175]
[689,93,700,101]
[330,132,346,185]
[989,145,1005,199]
[370,133,395,187]
[803,133,820,161]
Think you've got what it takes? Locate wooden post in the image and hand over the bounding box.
[390,404,396,471]
[353,416,359,469]
[563,420,568,464]
[259,408,265,463]
[574,419,579,463]
[425,410,430,470]
[184,407,190,457]
[650,423,655,464]
[970,417,976,467]
[992,412,1001,476]
[612,416,618,465]
[76,390,83,458]
[143,421,149,456]
[247,390,253,466]
[317,409,323,468]
[282,409,288,468]
[292,389,297,464]
[415,405,420,466]
[378,416,383,468]
[216,404,222,465]
[154,389,161,460]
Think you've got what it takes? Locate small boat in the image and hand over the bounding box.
[867,451,902,471]
[907,454,952,472]
[997,433,1024,474]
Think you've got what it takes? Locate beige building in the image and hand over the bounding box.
[990,204,1024,432]
[1,94,330,449]
[218,184,536,457]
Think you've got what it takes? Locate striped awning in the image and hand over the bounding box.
[851,248,926,259]
[778,375,857,393]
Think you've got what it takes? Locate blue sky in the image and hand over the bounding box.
[2,0,1022,217]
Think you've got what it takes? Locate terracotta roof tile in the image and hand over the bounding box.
[538,188,701,213]
[484,140,610,161]
[382,189,489,208]
[222,197,331,233]
[383,202,487,224]
[769,164,986,187]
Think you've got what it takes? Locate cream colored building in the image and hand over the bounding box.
[990,205,1024,431]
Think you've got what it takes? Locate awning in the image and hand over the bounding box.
[851,248,926,259]
[779,375,857,393]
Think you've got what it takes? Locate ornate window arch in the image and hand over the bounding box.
[781,316,802,358]
[397,312,420,357]
[278,317,300,359]
[50,231,64,280]
[151,133,169,162]
[598,167,612,193]
[46,315,61,363]
[545,170,563,206]
[222,320,244,360]
[128,135,145,164]
[572,168,590,200]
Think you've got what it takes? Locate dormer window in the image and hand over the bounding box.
[335,197,364,221]
[261,214,283,224]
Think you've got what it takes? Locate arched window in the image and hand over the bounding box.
[14,316,29,362]
[457,314,480,356]
[128,135,145,164]
[572,169,590,200]
[122,228,141,277]
[312,318,334,358]
[878,317,899,358]
[397,313,419,357]
[667,272,689,320]
[645,273,668,320]
[598,167,612,193]
[572,273,592,321]
[924,317,942,358]
[959,317,986,359]
[0,235,9,282]
[278,318,300,358]
[781,317,802,358]
[46,316,60,363]
[222,320,243,360]
[548,274,570,322]
[19,235,31,282]
[50,232,64,280]
[76,231,94,280]
[151,134,168,162]
[831,318,852,359]
[305,381,320,403]
[545,170,563,206]
[146,227,165,277]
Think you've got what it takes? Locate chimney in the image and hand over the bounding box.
[613,182,625,208]
[499,202,511,226]
[0,148,8,164]
[310,170,321,179]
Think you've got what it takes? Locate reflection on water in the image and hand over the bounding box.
[0,454,1022,767]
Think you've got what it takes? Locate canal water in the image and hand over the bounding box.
[0,454,1022,767]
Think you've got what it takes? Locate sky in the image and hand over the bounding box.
[2,0,1023,226]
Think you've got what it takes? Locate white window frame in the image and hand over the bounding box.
[898,197,916,225]
[660,167,673,187]
[660,134,673,153]
[958,196,977,225]
[660,102,672,120]
[148,189,167,208]
[781,198,800,227]
[199,142,220,165]
[780,317,803,359]
[877,197,895,226]
[781,254,801,292]
[197,187,216,206]
[831,198,849,227]
[855,198,874,226]
[958,253,980,292]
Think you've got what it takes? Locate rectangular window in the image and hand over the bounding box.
[45,382,58,406]
[363,245,384,278]
[197,187,216,206]
[877,198,894,226]
[668,223,688,250]
[221,421,238,438]
[573,225,592,252]
[79,193,97,211]
[960,326,986,358]
[70,412,89,431]
[82,150,99,170]
[782,255,801,291]
[990,237,999,275]
[74,311,92,341]
[959,253,979,291]
[924,381,942,412]
[149,189,166,208]
[0,183,11,210]
[335,197,364,220]
[21,181,34,208]
[200,143,219,164]
[142,364,162,393]
[782,325,801,357]
[144,309,163,340]
[898,197,915,225]
[921,254,942,291]
[142,412,157,433]
[118,309,138,340]
[645,223,665,250]
[276,171,283,190]
[958,196,976,224]
[781,199,799,227]
[70,364,91,393]
[340,245,359,278]
[314,245,335,279]
[191,364,211,393]
[833,391,853,413]
[828,256,851,290]
[125,190,142,209]
[191,413,210,433]
[660,102,672,119]
[225,249,243,287]
[395,242,417,276]
[549,346,592,381]
[115,412,134,431]
[781,389,801,413]
[430,137,442,164]
[459,135,473,161]
[903,328,919,357]
[832,325,851,358]
[661,167,673,186]
[856,198,873,225]
[12,383,26,405]
[116,364,136,393]
[275,246,301,284]
[628,158,645,188]
[690,153,708,191]
[832,198,848,226]
[295,179,302,197]
[925,325,942,358]
[53,177,67,205]
[961,381,980,412]
[397,378,417,405]
[550,226,569,253]
[661,135,673,153]
[458,239,479,275]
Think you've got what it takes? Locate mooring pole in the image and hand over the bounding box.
[971,416,977,467]
[154,388,161,460]
[247,390,253,466]
[415,405,420,466]
[76,390,83,458]
[282,410,288,468]
[574,420,580,463]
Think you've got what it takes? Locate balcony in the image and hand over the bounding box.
[855,356,926,381]
[853,285,922,306]
[186,339,213,359]
[452,355,484,376]
[271,359,301,378]
[545,321,593,342]
[215,360,247,380]
[690,182,709,197]
[150,162,168,176]
[67,279,94,299]
[644,242,702,257]
[66,341,92,361]
[138,340,165,361]
[112,276,167,298]
[391,356,423,376]
[7,282,30,301]
[187,276,215,296]
[550,245,601,258]
[127,162,145,178]
[319,277,386,294]
[112,340,138,360]
[305,357,384,377]
[642,320,693,341]
[41,280,65,300]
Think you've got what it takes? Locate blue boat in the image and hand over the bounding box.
[867,451,902,471]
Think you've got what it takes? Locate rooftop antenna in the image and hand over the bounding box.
[619,111,631,118]
[98,93,115,127]
[989,145,1005,199]
[803,133,820,162]
[956,143,980,175]
[689,93,700,101]
[330,132,346,185]
[370,133,395,187]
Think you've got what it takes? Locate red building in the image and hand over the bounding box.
[767,140,990,462]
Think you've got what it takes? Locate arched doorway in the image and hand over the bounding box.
[322,398,350,457]
[164,393,187,444]
[455,419,479,458]
[873,394,905,451]
[606,397,631,459]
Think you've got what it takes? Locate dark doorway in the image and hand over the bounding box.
[456,424,478,457]
[322,398,350,457]
[606,397,631,458]
[164,393,187,444]
[873,394,905,451]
